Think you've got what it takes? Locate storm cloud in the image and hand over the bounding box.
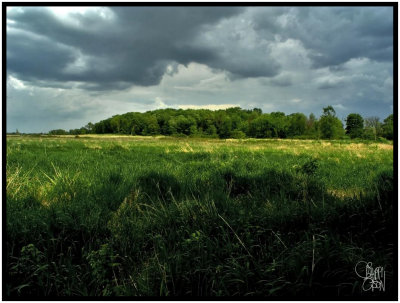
[6,6,394,133]
[7,7,248,89]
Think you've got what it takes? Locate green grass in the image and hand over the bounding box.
[6,135,394,297]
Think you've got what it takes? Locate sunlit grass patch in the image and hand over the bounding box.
[377,143,393,150]
[327,188,363,199]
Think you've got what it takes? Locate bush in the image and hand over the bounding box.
[230,130,246,139]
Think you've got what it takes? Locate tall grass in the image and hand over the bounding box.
[5,136,394,297]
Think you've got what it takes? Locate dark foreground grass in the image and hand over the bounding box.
[5,136,394,298]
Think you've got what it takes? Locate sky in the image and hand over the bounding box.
[6,6,394,133]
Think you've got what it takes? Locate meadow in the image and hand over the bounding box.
[5,135,394,298]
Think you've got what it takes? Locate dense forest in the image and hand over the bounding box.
[47,106,393,140]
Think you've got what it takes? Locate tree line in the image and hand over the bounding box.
[48,106,394,140]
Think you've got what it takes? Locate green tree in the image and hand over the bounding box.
[382,114,393,140]
[49,129,68,135]
[167,118,178,135]
[305,113,318,138]
[252,108,262,115]
[364,116,382,140]
[248,115,273,138]
[218,117,232,138]
[270,112,288,138]
[323,105,336,117]
[319,106,345,139]
[143,115,160,135]
[287,113,307,137]
[94,119,112,134]
[175,115,195,135]
[237,120,249,135]
[110,116,121,133]
[362,127,376,140]
[345,113,364,139]
[214,112,232,138]
[118,116,131,134]
[307,113,316,129]
[129,114,145,135]
[206,125,217,136]
[85,122,94,134]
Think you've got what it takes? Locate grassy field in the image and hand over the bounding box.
[5,135,394,298]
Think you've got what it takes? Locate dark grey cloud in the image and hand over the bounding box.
[7,6,393,91]
[7,29,75,81]
[7,7,244,89]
